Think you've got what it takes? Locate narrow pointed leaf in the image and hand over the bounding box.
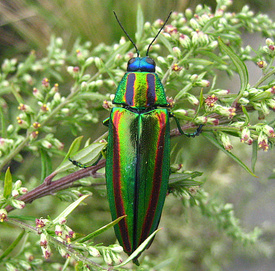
[218,37,249,101]
[158,33,173,54]
[0,230,25,260]
[203,133,257,177]
[136,4,144,43]
[53,195,90,224]
[66,136,83,159]
[251,140,258,173]
[4,167,12,198]
[174,82,193,101]
[78,215,127,243]
[55,142,105,174]
[169,172,203,185]
[40,149,52,181]
[196,50,227,65]
[115,229,161,267]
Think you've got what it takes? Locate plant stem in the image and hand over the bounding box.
[5,159,106,213]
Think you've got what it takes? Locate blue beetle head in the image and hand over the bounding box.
[127,57,156,72]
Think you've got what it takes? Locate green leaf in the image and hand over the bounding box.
[4,167,12,198]
[203,133,257,177]
[136,4,144,43]
[40,149,52,181]
[196,50,227,65]
[218,37,249,102]
[66,136,83,158]
[187,58,214,66]
[115,228,162,267]
[252,140,258,173]
[78,215,127,243]
[242,105,250,125]
[174,82,193,101]
[214,33,242,41]
[53,195,90,224]
[158,33,173,54]
[169,172,203,186]
[54,137,104,174]
[201,16,222,32]
[0,229,25,260]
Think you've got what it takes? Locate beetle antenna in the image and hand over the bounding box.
[113,11,140,57]
[146,11,172,56]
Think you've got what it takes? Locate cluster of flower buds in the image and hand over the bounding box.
[204,94,236,119]
[35,218,52,259]
[9,180,27,210]
[256,125,275,151]
[240,127,253,145]
[40,233,51,259]
[55,219,75,244]
[263,38,275,56]
[190,74,210,87]
[101,245,123,266]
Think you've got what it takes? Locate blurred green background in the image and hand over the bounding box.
[1,0,274,59]
[1,0,275,270]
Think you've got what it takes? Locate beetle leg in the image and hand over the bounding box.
[69,153,103,168]
[171,113,203,137]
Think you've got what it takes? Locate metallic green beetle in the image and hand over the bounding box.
[104,12,202,262]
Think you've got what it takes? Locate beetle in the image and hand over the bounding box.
[103,12,202,262]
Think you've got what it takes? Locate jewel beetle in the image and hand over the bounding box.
[103,12,202,262]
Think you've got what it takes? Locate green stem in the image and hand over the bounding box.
[253,68,275,88]
[0,132,31,172]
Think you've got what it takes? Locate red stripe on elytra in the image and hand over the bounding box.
[112,110,132,253]
[139,111,167,244]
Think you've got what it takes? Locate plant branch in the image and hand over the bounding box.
[170,104,253,137]
[5,159,106,213]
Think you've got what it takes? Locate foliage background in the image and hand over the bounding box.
[1,0,275,270]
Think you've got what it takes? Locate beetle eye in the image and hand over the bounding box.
[128,58,136,65]
[146,58,155,66]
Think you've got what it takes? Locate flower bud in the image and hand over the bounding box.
[265,38,274,46]
[179,34,191,49]
[186,94,199,105]
[240,127,250,143]
[55,225,63,236]
[40,233,48,248]
[88,247,100,257]
[5,263,17,271]
[266,98,275,110]
[11,199,25,209]
[262,125,275,137]
[19,187,28,194]
[94,57,103,69]
[0,209,7,222]
[12,190,19,197]
[103,250,113,266]
[112,252,123,265]
[258,131,269,151]
[36,218,49,229]
[109,244,123,253]
[81,74,91,82]
[85,57,94,66]
[41,246,51,259]
[185,8,193,19]
[41,140,52,149]
[257,60,267,69]
[219,132,233,151]
[172,47,181,58]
